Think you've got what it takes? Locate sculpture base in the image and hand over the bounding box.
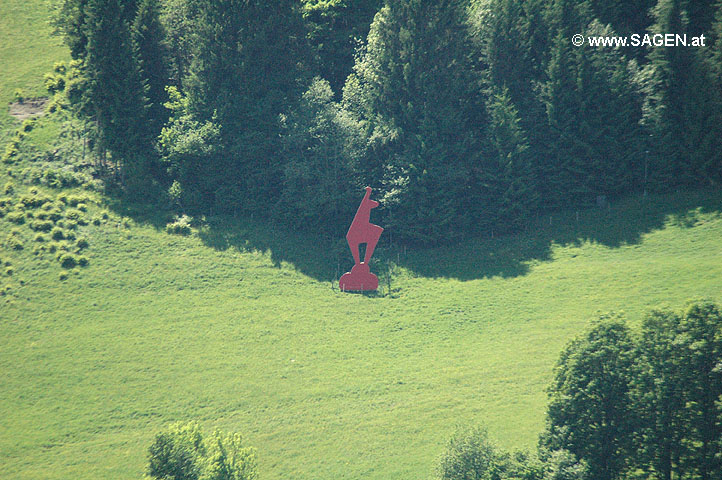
[339,263,378,292]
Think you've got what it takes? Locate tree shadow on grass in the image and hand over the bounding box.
[111,188,722,283]
[402,188,722,281]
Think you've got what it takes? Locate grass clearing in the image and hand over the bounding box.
[2,186,721,479]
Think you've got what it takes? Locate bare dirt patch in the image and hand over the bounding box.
[8,98,49,120]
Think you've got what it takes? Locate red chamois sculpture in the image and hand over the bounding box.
[340,187,384,291]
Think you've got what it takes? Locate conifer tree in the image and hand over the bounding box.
[301,0,383,97]
[486,87,538,230]
[186,0,311,213]
[640,0,716,187]
[84,0,151,187]
[132,0,170,141]
[343,0,487,243]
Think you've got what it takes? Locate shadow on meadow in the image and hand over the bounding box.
[111,188,722,283]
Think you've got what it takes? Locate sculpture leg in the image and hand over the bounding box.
[347,237,360,265]
[363,225,384,264]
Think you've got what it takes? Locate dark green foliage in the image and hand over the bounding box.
[541,450,588,480]
[51,0,722,243]
[675,302,722,479]
[158,88,221,210]
[633,308,688,480]
[344,0,487,244]
[160,0,200,90]
[132,0,170,139]
[486,87,538,230]
[542,301,722,480]
[53,0,91,59]
[435,426,508,480]
[301,0,383,96]
[279,77,361,235]
[639,0,722,187]
[58,252,78,268]
[542,317,635,480]
[184,0,312,214]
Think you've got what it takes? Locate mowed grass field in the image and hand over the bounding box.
[2,2,722,479]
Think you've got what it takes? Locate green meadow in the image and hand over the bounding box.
[1,2,722,480]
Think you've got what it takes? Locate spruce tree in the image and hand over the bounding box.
[343,0,487,244]
[485,87,538,230]
[641,0,716,187]
[301,0,383,97]
[84,0,151,188]
[186,0,311,214]
[132,0,170,141]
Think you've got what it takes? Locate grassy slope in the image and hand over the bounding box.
[2,189,721,480]
[0,0,69,134]
[2,2,722,480]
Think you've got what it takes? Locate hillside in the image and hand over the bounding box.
[2,2,722,480]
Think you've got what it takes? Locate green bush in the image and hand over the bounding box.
[58,253,78,269]
[30,219,54,232]
[4,182,14,194]
[65,209,82,221]
[76,203,87,212]
[437,426,507,480]
[65,230,76,241]
[76,238,89,250]
[78,256,89,267]
[66,194,86,207]
[19,193,53,209]
[34,233,46,242]
[5,267,14,276]
[5,232,23,250]
[6,210,25,224]
[59,272,68,281]
[2,141,20,164]
[44,73,65,94]
[48,208,63,222]
[0,197,12,208]
[165,215,192,236]
[65,220,78,230]
[48,242,64,253]
[21,119,36,132]
[50,227,65,241]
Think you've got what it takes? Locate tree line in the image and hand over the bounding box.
[52,0,722,244]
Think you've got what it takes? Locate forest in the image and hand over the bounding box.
[48,0,722,245]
